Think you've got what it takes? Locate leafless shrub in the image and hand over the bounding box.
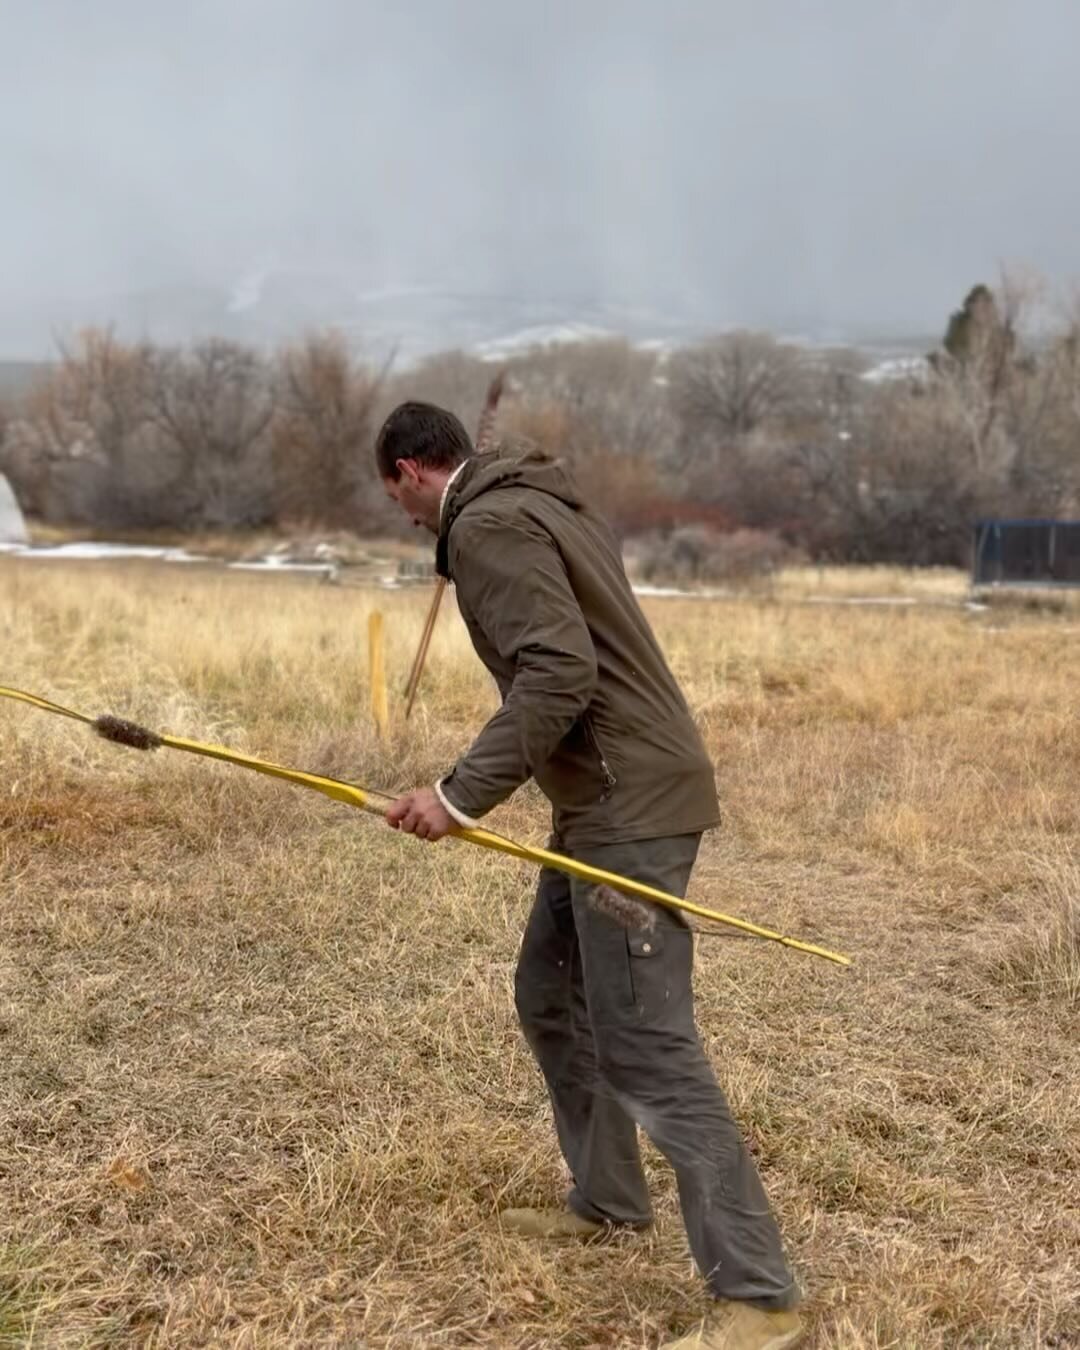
[499,399,664,537]
[635,525,805,585]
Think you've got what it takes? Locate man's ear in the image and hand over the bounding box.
[396,458,422,487]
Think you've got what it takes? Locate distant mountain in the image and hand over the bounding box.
[3,265,936,369]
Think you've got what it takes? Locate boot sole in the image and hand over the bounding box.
[497,1219,604,1241]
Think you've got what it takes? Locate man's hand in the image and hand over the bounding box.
[385,786,456,842]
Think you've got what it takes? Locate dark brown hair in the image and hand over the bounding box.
[374,401,473,481]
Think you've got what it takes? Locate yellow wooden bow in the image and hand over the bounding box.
[1,684,851,966]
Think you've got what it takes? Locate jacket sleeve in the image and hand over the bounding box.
[437,511,598,821]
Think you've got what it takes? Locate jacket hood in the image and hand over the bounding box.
[436,444,583,575]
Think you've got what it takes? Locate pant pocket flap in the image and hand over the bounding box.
[627,930,664,958]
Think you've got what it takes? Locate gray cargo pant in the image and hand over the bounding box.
[514,832,798,1309]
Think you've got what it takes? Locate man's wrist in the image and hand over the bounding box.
[434,779,481,830]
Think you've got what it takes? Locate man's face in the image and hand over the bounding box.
[383,460,441,534]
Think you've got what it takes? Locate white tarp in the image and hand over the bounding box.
[0,473,28,545]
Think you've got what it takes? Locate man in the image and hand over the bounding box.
[376,401,802,1350]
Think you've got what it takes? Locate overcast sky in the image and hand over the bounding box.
[4,0,1080,355]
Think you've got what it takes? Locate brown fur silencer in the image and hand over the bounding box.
[588,884,657,932]
[93,715,163,751]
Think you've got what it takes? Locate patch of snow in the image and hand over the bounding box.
[634,337,680,357]
[0,541,974,610]
[228,556,337,576]
[861,355,931,385]
[632,583,729,600]
[633,583,690,598]
[472,322,617,363]
[3,541,206,562]
[806,595,918,606]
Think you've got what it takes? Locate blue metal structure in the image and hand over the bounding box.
[973,519,1080,586]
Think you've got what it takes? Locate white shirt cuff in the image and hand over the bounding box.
[435,778,482,830]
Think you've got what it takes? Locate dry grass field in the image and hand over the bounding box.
[2,559,1078,1349]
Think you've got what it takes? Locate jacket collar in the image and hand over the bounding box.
[436,457,478,579]
[439,459,468,529]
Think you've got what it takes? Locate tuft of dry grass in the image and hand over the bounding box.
[2,557,1079,1348]
[981,853,1080,1008]
[767,564,970,603]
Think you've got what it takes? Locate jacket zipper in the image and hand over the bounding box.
[583,714,617,800]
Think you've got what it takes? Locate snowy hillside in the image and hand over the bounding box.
[3,261,938,371]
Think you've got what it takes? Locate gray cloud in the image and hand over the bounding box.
[4,0,1080,356]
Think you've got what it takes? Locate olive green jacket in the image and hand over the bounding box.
[435,446,720,847]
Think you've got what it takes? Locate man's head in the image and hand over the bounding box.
[375,401,473,533]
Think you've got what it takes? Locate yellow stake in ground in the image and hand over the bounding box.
[368,611,390,741]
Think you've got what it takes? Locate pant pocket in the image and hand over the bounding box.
[625,927,667,1015]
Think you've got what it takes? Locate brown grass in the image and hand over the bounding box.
[2,559,1078,1348]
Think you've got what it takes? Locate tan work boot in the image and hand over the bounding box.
[661,1300,803,1350]
[497,1207,606,1240]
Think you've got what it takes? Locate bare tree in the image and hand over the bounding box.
[782,384,969,562]
[1006,313,1080,514]
[926,270,1056,484]
[0,329,160,522]
[668,332,807,446]
[144,339,276,528]
[488,340,675,534]
[380,349,492,433]
[272,333,387,527]
[508,339,674,462]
